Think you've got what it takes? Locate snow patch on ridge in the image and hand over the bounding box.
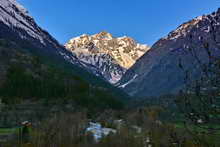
[119,74,138,88]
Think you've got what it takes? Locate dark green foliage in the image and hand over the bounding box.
[0,64,74,100]
[0,39,9,47]
[0,54,124,111]
[0,63,123,110]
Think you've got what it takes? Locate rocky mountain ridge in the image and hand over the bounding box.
[0,0,61,49]
[65,32,150,83]
[118,8,220,97]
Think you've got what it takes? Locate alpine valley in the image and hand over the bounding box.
[0,0,220,146]
[0,0,219,99]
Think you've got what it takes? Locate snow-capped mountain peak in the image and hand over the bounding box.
[65,32,150,83]
[66,32,150,68]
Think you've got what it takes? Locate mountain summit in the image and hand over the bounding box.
[65,32,150,83]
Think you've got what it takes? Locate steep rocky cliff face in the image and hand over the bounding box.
[118,9,220,97]
[65,32,150,83]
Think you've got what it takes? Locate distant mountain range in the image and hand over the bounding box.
[65,32,149,83]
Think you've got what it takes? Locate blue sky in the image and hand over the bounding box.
[18,0,219,45]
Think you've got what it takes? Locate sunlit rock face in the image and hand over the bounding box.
[65,32,150,83]
[118,8,220,97]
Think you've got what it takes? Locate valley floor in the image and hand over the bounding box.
[0,103,219,147]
